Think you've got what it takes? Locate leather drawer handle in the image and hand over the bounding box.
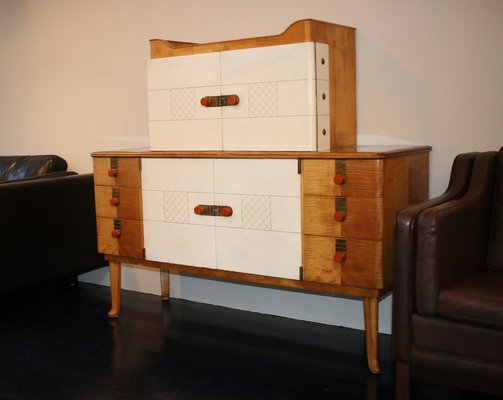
[200,95,240,107]
[194,204,233,217]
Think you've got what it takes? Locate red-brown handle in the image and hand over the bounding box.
[333,211,346,222]
[109,198,120,207]
[334,174,346,185]
[200,95,240,107]
[194,204,233,217]
[111,229,121,238]
[333,252,346,263]
[108,168,118,178]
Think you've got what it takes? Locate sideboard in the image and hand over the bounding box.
[91,146,430,373]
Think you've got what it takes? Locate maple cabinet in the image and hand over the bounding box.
[92,146,430,374]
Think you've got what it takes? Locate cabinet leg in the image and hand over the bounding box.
[108,261,122,318]
[160,269,170,302]
[363,297,380,374]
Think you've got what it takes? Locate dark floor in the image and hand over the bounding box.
[0,282,499,400]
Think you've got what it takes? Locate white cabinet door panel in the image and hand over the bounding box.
[142,190,164,222]
[142,158,214,192]
[222,116,317,151]
[215,228,301,279]
[271,196,301,233]
[147,52,220,90]
[142,158,302,279]
[147,42,330,152]
[149,119,222,151]
[213,159,300,197]
[144,221,217,268]
[220,42,316,85]
[147,90,171,121]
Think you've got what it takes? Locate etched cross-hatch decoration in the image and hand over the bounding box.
[163,191,189,223]
[241,194,271,230]
[248,82,278,118]
[170,88,195,120]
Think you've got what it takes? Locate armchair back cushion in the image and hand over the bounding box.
[488,147,503,271]
[0,155,67,181]
[415,152,498,315]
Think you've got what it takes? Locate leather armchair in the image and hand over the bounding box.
[0,155,106,293]
[392,148,503,398]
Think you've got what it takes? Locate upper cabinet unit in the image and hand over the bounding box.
[146,19,356,152]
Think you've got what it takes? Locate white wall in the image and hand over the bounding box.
[1,0,502,333]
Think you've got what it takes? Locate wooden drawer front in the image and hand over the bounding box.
[302,159,383,197]
[96,217,143,259]
[93,157,141,187]
[302,195,383,239]
[95,186,142,220]
[303,235,383,288]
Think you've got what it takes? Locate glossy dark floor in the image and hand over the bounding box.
[0,282,499,400]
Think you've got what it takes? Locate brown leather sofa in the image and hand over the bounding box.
[392,148,503,398]
[0,155,106,293]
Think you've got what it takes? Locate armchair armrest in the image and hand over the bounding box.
[392,152,477,361]
[415,151,498,315]
[0,173,105,293]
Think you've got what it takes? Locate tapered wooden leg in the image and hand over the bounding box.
[363,296,380,374]
[160,269,170,302]
[108,261,121,318]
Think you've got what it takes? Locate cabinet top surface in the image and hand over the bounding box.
[91,146,431,160]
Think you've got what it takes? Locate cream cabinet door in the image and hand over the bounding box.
[141,158,301,279]
[146,42,329,152]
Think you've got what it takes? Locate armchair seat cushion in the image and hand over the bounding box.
[437,271,503,330]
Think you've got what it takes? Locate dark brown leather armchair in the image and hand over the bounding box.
[0,155,106,293]
[392,148,503,398]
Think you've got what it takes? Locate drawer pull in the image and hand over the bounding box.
[334,238,347,263]
[333,211,346,222]
[110,187,120,206]
[108,169,118,177]
[334,174,346,185]
[333,252,347,263]
[111,218,121,238]
[194,204,233,217]
[200,95,240,107]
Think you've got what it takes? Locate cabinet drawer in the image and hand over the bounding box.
[302,235,383,288]
[96,217,143,259]
[93,158,141,187]
[94,186,142,220]
[302,159,383,197]
[302,195,383,239]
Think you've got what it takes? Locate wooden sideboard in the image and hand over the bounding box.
[91,146,430,374]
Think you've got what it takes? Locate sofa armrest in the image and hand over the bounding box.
[0,173,106,293]
[0,171,77,185]
[415,151,498,316]
[392,152,477,362]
